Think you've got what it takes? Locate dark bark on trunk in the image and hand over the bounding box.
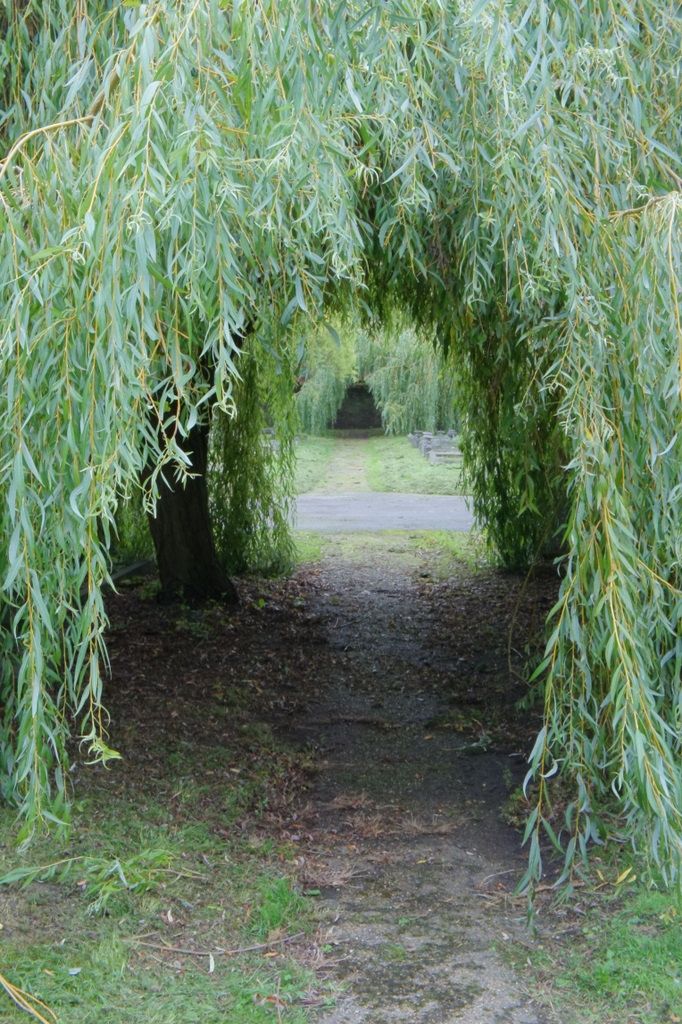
[148,421,238,605]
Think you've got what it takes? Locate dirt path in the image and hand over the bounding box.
[279,536,558,1023]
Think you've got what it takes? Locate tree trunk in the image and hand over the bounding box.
[147,421,238,605]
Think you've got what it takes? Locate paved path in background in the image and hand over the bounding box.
[294,492,474,532]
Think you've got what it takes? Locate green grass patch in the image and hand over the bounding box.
[410,529,488,572]
[1,934,313,1024]
[293,531,326,564]
[294,530,488,579]
[293,436,337,493]
[294,434,467,495]
[249,877,309,941]
[317,531,426,570]
[525,886,682,1024]
[364,435,465,494]
[0,736,318,1024]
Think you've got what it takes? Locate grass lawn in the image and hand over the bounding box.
[0,796,317,1024]
[365,435,465,494]
[0,800,316,1024]
[293,434,466,495]
[293,531,326,564]
[524,883,682,1024]
[293,436,336,493]
[294,529,489,576]
[0,580,325,1024]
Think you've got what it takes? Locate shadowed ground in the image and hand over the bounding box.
[276,533,559,1023]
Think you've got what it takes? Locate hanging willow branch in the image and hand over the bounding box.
[0,971,56,1024]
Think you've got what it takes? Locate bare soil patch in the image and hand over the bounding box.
[269,536,561,1023]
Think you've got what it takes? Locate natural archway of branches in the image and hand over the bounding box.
[0,1,679,890]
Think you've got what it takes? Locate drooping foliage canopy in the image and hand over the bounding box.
[295,316,459,435]
[1,0,680,888]
[210,341,297,578]
[357,320,459,435]
[295,321,359,435]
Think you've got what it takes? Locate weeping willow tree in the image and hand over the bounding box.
[296,316,458,435]
[296,315,456,436]
[357,319,459,435]
[363,0,680,887]
[0,0,680,891]
[210,342,296,577]
[0,0,373,827]
[295,321,357,434]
